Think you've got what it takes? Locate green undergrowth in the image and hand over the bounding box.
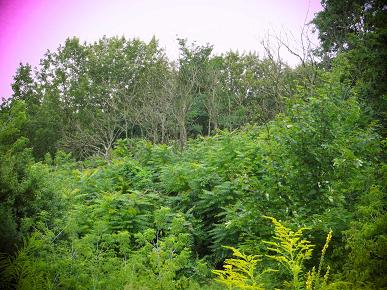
[1,68,385,289]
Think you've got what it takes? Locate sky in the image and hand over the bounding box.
[0,0,322,100]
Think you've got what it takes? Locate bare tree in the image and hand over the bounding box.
[259,20,322,108]
[62,103,124,159]
[204,63,222,135]
[172,64,197,148]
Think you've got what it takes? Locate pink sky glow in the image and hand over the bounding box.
[0,0,322,101]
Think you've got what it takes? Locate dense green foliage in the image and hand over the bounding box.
[313,0,387,129]
[1,1,386,289]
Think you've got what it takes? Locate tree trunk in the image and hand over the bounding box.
[161,117,166,143]
[179,121,187,148]
[208,117,211,136]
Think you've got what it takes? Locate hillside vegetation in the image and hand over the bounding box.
[1,1,386,289]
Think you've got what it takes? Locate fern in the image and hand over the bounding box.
[212,246,266,290]
[0,235,46,290]
[263,216,314,289]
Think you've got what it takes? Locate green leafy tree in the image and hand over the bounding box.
[313,0,387,127]
[0,100,34,253]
